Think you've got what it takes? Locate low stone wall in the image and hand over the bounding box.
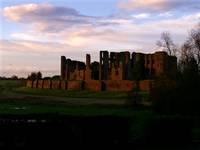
[26,80,33,88]
[61,81,67,90]
[43,80,51,89]
[51,80,61,89]
[26,79,154,92]
[103,80,135,92]
[84,80,102,91]
[139,80,154,92]
[38,80,43,89]
[33,80,38,88]
[68,81,83,90]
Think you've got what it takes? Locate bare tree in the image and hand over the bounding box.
[157,32,177,56]
[188,25,200,70]
[179,41,194,72]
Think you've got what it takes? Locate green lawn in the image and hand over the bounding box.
[13,86,149,101]
[1,80,200,143]
[0,79,149,100]
[14,87,130,99]
[0,80,25,93]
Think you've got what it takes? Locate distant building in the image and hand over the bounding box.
[61,51,177,81]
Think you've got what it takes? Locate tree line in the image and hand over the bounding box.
[0,72,60,80]
[151,22,200,115]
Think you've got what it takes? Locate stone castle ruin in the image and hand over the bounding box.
[61,51,177,81]
[27,51,177,92]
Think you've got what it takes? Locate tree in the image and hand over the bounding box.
[43,77,51,80]
[37,71,42,79]
[11,75,18,80]
[187,24,200,71]
[27,71,42,80]
[152,29,200,115]
[27,72,37,80]
[157,32,177,56]
[51,75,60,80]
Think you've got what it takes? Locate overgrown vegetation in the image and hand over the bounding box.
[151,23,200,116]
[27,71,42,80]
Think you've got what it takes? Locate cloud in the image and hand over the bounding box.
[3,3,93,32]
[158,11,173,17]
[118,0,199,12]
[0,39,71,53]
[2,12,200,54]
[0,64,59,78]
[132,13,150,19]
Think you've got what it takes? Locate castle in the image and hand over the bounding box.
[27,50,177,92]
[61,51,177,81]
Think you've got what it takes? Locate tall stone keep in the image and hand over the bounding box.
[86,54,91,69]
[99,51,109,80]
[61,56,66,80]
[85,54,91,80]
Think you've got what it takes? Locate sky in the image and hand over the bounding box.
[0,0,200,77]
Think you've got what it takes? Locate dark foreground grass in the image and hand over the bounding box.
[0,100,151,117]
[0,81,199,148]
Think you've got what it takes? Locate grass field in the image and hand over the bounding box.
[0,79,149,99]
[14,87,129,99]
[0,80,150,115]
[0,80,200,146]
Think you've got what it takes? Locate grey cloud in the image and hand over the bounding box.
[3,3,119,33]
[3,4,96,32]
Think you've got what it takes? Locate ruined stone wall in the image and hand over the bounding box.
[139,80,154,92]
[33,80,38,88]
[61,81,67,90]
[70,72,76,80]
[103,80,135,92]
[76,70,85,80]
[99,51,109,80]
[26,79,156,92]
[152,52,167,76]
[84,80,102,91]
[85,69,91,80]
[68,81,83,90]
[26,80,33,88]
[61,51,177,82]
[51,80,61,89]
[38,80,43,89]
[43,80,51,89]
[61,56,66,80]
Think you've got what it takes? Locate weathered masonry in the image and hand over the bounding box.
[27,51,177,92]
[61,51,177,81]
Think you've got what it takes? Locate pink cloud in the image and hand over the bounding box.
[118,0,198,12]
[3,3,92,32]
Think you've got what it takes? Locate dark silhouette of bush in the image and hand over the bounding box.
[150,68,200,116]
[43,77,51,80]
[27,71,42,80]
[51,75,60,80]
[11,75,18,80]
[151,26,200,116]
[127,85,142,107]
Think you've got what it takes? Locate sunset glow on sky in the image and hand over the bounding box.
[0,0,200,77]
